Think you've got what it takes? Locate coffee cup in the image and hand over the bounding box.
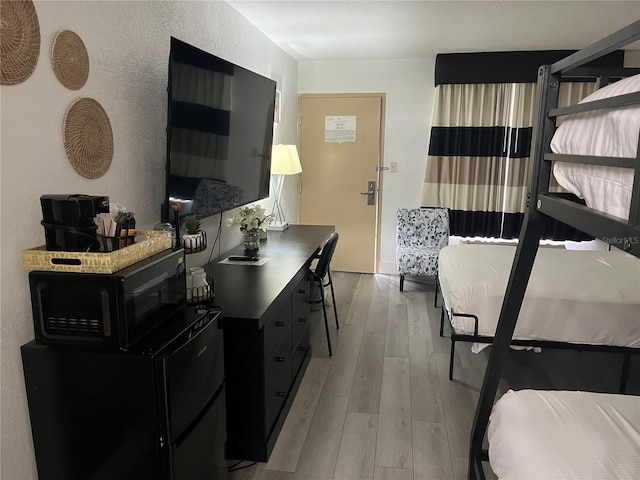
[192,271,208,289]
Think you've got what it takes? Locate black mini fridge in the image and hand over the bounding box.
[21,307,227,480]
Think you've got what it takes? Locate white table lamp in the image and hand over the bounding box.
[269,144,302,231]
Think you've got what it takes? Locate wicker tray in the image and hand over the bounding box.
[22,230,172,274]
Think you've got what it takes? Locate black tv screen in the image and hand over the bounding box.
[164,37,276,221]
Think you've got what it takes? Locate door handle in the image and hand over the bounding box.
[360,180,376,205]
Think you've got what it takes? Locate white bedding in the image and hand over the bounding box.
[488,389,640,480]
[551,73,640,220]
[438,244,640,353]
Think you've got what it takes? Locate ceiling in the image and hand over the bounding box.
[227,1,640,61]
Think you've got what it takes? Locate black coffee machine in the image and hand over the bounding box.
[40,194,109,252]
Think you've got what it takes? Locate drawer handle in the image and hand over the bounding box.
[299,289,307,294]
[298,317,306,323]
[276,321,285,327]
[277,391,286,397]
[276,356,286,362]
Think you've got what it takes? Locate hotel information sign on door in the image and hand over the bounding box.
[325,116,356,143]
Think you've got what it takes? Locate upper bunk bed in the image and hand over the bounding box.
[468,20,640,480]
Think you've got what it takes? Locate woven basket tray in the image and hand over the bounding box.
[23,230,172,274]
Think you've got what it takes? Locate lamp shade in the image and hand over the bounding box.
[271,144,302,175]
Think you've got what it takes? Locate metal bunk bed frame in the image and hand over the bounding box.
[467,20,640,480]
[437,303,635,393]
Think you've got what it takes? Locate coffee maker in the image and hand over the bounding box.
[40,194,109,252]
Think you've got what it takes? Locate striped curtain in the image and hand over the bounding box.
[421,82,595,239]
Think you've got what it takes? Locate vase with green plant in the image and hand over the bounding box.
[182,214,204,253]
[227,205,272,253]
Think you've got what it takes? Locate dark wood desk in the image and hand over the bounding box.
[205,225,334,461]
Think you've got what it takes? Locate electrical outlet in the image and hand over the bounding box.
[390,162,398,172]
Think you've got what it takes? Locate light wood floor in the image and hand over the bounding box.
[228,273,640,480]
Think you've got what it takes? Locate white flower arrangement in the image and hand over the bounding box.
[227,205,273,233]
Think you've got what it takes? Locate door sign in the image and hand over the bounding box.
[325,115,356,143]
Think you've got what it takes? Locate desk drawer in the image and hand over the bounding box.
[292,324,310,378]
[292,301,310,349]
[264,336,293,436]
[264,329,292,400]
[263,298,291,361]
[291,276,310,317]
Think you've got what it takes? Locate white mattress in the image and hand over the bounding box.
[488,389,640,480]
[438,244,640,353]
[551,73,640,220]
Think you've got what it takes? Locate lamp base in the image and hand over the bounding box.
[267,222,289,231]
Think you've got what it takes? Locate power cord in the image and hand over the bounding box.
[227,460,257,472]
[207,213,223,264]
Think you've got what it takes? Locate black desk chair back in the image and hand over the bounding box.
[309,232,340,356]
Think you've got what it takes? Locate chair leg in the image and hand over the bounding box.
[399,274,405,291]
[327,269,339,330]
[319,281,332,356]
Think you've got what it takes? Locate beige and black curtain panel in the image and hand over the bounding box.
[421,51,623,240]
[422,82,536,238]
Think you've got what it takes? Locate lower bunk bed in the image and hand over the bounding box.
[436,243,640,391]
[488,389,640,479]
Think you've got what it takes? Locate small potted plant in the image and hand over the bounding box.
[182,214,204,253]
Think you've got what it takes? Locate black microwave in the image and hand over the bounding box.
[29,249,186,351]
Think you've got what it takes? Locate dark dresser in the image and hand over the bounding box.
[206,224,334,461]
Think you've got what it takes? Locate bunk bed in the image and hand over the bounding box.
[468,20,640,480]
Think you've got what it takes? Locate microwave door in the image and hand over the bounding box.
[127,273,170,322]
[131,273,169,298]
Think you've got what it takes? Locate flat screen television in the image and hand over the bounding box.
[163,37,276,222]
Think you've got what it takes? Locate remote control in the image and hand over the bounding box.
[229,256,259,262]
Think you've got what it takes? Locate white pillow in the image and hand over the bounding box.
[551,73,640,158]
[551,73,640,219]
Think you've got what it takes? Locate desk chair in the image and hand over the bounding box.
[309,232,339,356]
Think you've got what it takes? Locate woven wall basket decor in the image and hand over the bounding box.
[63,98,114,179]
[51,30,89,90]
[0,0,41,85]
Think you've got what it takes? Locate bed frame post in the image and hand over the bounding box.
[449,338,456,380]
[468,221,546,478]
[468,64,558,480]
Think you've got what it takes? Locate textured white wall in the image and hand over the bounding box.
[297,59,436,274]
[0,1,297,478]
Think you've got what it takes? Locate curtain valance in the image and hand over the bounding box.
[434,50,624,86]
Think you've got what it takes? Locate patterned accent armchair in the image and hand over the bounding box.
[396,207,449,291]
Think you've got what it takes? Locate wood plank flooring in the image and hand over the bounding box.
[228,273,640,480]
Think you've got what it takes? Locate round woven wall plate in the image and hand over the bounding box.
[51,30,89,90]
[0,0,41,85]
[63,98,114,179]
